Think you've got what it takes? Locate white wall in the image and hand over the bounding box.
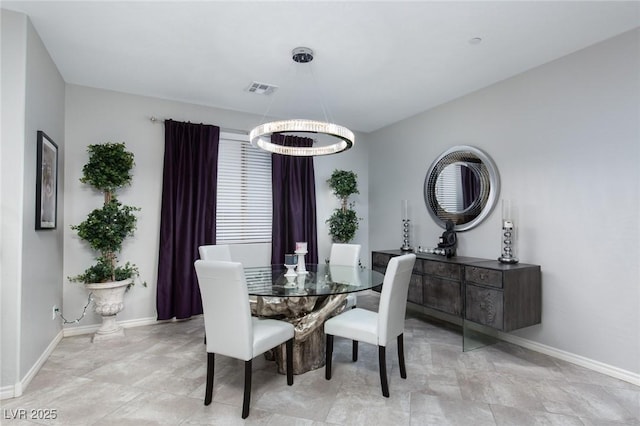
[1,9,65,397]
[1,8,28,394]
[369,29,640,376]
[63,85,370,329]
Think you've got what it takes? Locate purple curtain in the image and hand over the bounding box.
[271,134,319,266]
[461,165,480,210]
[156,120,220,320]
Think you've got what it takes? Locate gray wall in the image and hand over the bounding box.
[369,29,640,375]
[21,12,66,379]
[63,85,370,329]
[1,10,65,394]
[1,8,27,394]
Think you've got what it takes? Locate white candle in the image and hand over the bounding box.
[502,199,512,220]
[295,242,307,252]
[401,200,409,220]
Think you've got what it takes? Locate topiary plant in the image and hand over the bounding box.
[326,169,360,243]
[69,142,144,285]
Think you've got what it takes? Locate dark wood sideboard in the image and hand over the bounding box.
[371,250,541,332]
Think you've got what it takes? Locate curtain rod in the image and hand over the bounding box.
[149,116,248,135]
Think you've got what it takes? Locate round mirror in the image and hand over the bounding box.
[424,146,500,231]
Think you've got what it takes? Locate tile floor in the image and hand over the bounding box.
[2,292,638,425]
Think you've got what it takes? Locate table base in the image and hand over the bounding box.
[256,293,347,375]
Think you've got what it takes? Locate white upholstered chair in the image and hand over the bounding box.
[198,243,266,319]
[198,244,232,262]
[329,243,361,309]
[228,243,271,267]
[198,244,234,344]
[324,253,416,397]
[194,260,294,419]
[200,243,271,266]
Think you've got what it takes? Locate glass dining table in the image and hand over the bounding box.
[243,264,384,374]
[245,263,383,297]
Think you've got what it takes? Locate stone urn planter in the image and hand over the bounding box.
[85,279,132,342]
[69,142,145,343]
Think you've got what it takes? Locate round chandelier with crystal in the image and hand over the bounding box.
[249,47,355,156]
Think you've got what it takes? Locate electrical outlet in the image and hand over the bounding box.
[52,306,58,320]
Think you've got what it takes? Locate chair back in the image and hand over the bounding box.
[329,265,362,286]
[329,243,361,267]
[229,243,271,267]
[194,260,253,360]
[199,244,232,261]
[377,254,416,345]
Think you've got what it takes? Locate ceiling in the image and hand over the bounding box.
[3,1,639,133]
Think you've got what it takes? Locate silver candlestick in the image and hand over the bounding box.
[498,200,518,264]
[498,220,518,263]
[401,219,412,251]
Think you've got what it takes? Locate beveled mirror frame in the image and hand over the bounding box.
[424,145,500,231]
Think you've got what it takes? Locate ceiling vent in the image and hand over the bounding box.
[245,81,278,95]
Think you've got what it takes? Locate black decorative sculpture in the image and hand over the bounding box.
[436,220,457,258]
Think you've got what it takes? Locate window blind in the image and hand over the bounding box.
[216,132,272,243]
[435,164,464,212]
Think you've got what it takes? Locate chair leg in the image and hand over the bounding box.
[378,346,389,397]
[352,340,358,362]
[397,333,407,379]
[204,353,214,405]
[325,334,333,380]
[286,338,294,385]
[242,359,252,419]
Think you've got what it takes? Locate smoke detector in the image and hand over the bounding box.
[245,81,279,95]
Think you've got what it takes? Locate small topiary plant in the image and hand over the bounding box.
[69,142,144,285]
[326,169,360,243]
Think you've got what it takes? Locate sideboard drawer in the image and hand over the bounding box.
[413,259,424,274]
[465,266,503,288]
[423,260,461,280]
[372,265,386,275]
[423,276,462,316]
[407,274,423,305]
[465,284,504,330]
[372,252,393,268]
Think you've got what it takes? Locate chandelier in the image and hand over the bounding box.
[249,47,355,156]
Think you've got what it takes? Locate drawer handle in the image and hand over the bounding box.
[479,273,487,281]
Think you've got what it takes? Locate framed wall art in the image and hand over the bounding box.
[36,130,58,230]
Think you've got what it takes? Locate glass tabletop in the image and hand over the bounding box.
[244,264,384,297]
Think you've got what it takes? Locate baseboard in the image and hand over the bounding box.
[0,329,63,400]
[62,316,160,337]
[498,332,640,386]
[0,385,16,400]
[406,303,639,386]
